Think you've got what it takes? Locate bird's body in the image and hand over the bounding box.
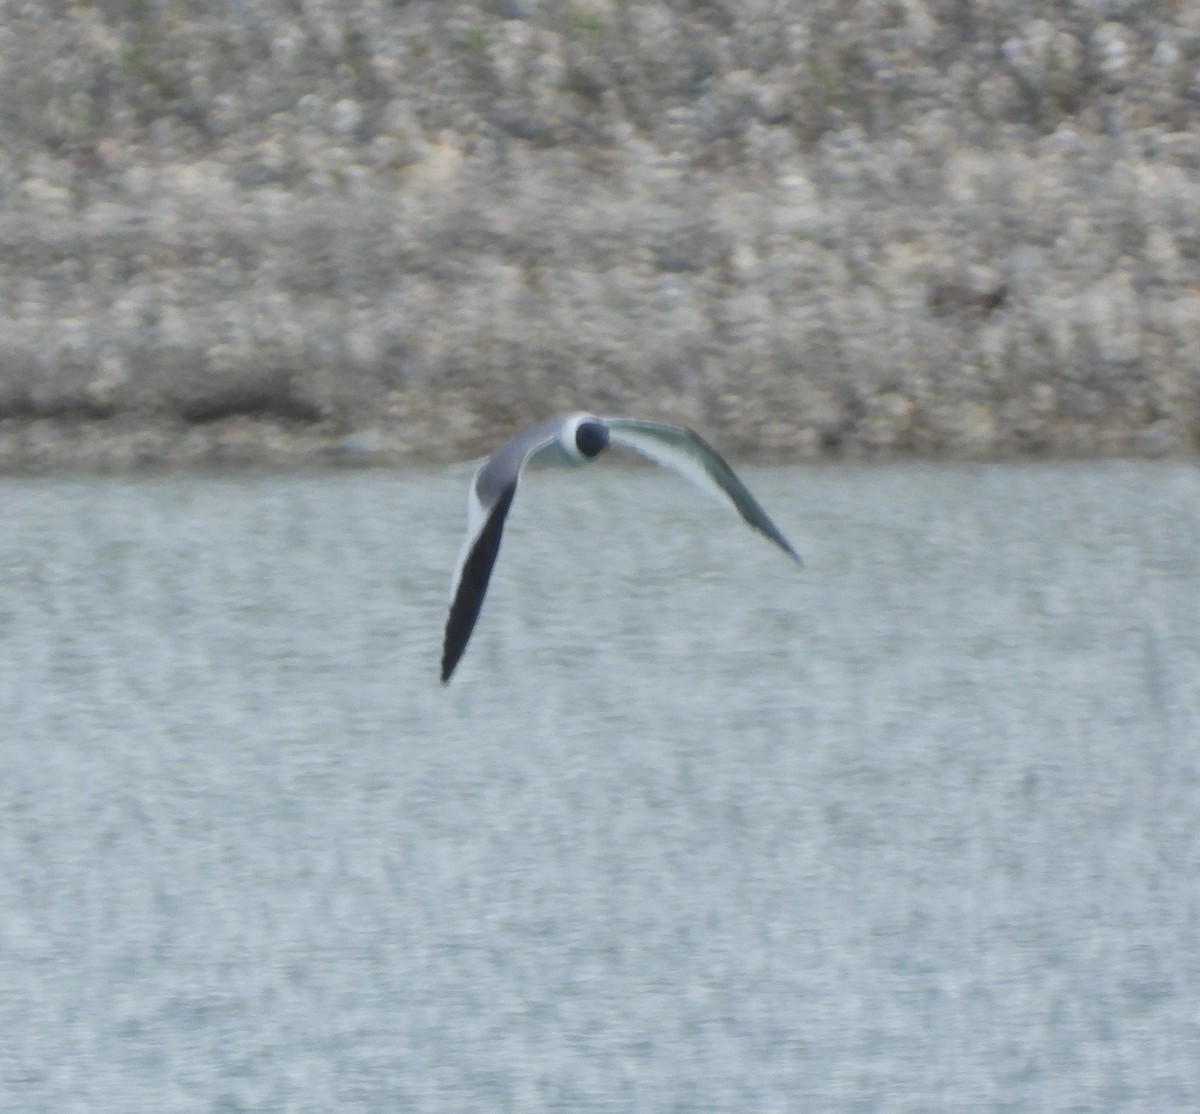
[441,413,801,683]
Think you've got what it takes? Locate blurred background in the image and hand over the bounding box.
[1,4,1199,1112]
[0,0,1199,467]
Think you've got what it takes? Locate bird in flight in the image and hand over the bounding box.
[441,413,802,683]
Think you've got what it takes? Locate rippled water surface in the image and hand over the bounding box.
[1,460,1198,1112]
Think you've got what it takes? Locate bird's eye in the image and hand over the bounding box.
[575,420,610,459]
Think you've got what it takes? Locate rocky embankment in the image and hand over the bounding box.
[2,1,1199,469]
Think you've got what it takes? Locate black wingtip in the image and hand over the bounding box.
[441,633,464,684]
[759,527,804,570]
[439,479,518,686]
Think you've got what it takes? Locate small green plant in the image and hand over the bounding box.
[571,13,605,36]
[120,0,182,100]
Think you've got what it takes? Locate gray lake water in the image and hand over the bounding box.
[0,460,1198,1112]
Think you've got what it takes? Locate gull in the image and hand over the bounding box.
[441,413,802,683]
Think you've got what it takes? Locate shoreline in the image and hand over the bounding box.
[0,412,1191,476]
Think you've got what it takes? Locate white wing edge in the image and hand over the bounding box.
[447,423,562,604]
[448,469,489,603]
[603,419,743,517]
[604,417,802,565]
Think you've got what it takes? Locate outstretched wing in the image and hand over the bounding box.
[441,479,518,683]
[604,418,803,565]
[441,420,561,683]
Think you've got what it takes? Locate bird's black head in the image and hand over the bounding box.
[575,418,610,459]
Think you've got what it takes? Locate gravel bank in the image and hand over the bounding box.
[2,1,1199,468]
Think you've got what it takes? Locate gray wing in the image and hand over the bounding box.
[604,418,803,565]
[442,420,563,683]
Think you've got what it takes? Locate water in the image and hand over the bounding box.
[0,460,1197,1112]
